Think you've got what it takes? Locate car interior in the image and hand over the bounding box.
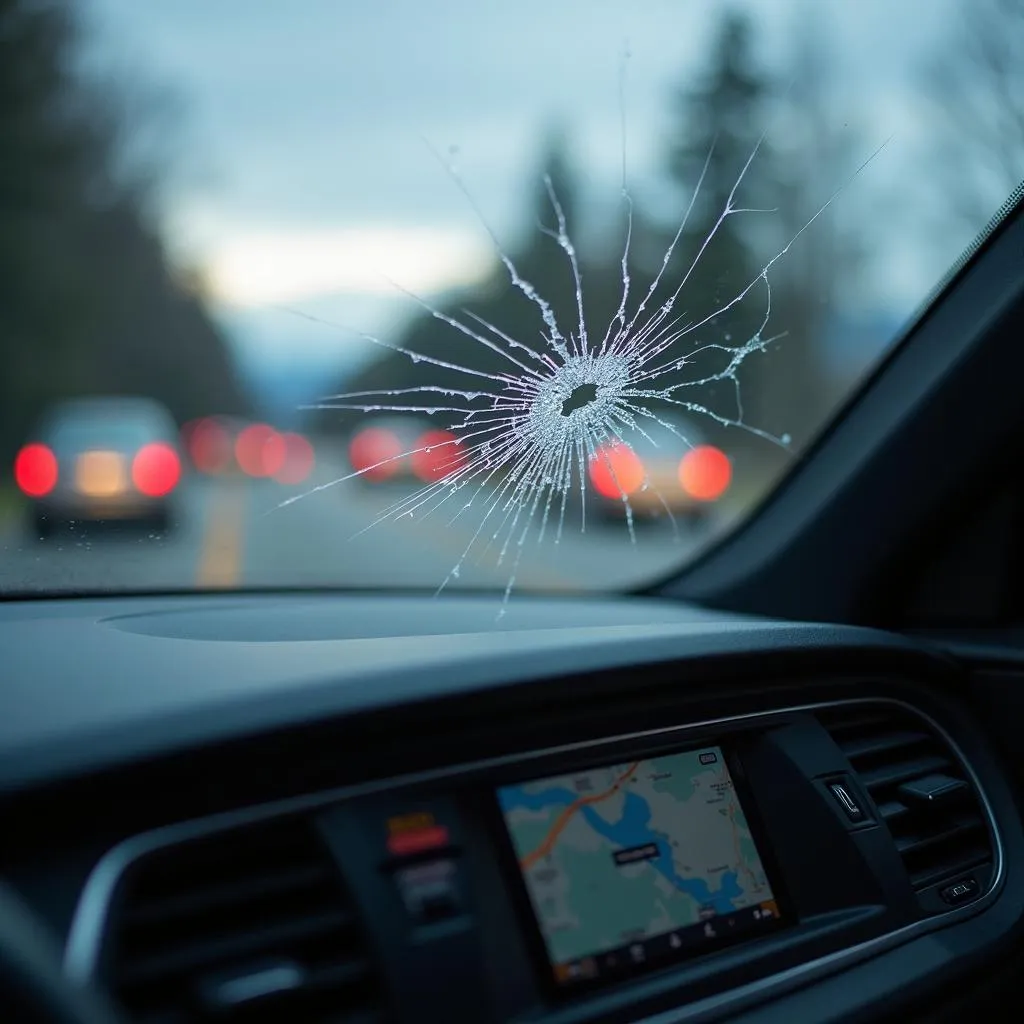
[2,168,1024,1024]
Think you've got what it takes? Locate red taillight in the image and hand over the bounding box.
[235,424,282,478]
[588,443,645,499]
[273,433,315,485]
[132,443,181,497]
[14,443,58,498]
[260,431,287,478]
[349,428,403,481]
[186,417,232,475]
[411,430,465,482]
[679,445,731,501]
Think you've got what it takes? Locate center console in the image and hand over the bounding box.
[71,696,1001,1023]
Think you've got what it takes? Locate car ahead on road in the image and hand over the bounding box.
[14,397,184,536]
[587,417,732,525]
[345,415,467,488]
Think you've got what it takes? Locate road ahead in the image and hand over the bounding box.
[0,447,714,597]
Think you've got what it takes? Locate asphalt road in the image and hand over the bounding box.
[0,446,716,598]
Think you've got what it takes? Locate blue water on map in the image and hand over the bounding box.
[499,782,743,913]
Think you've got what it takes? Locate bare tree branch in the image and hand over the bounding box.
[923,0,1024,230]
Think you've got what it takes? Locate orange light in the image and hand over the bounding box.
[14,443,58,498]
[410,430,466,482]
[272,432,315,485]
[187,417,232,475]
[588,443,645,499]
[76,451,127,497]
[349,427,404,481]
[132,443,181,497]
[235,423,281,477]
[679,445,731,501]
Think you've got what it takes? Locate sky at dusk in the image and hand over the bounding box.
[80,0,987,382]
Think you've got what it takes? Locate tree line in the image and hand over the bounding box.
[319,9,863,478]
[321,0,1024,479]
[0,0,249,464]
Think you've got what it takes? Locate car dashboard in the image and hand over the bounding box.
[0,592,1021,1024]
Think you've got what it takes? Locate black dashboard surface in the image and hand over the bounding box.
[0,592,938,793]
[0,591,1019,1024]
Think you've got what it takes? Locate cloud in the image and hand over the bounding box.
[204,224,493,307]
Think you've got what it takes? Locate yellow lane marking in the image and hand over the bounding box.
[197,482,246,588]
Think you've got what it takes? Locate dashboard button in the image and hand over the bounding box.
[939,877,979,905]
[829,781,866,822]
[395,857,463,923]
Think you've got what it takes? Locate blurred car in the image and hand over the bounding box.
[587,416,732,524]
[14,397,184,535]
[181,416,317,486]
[181,415,244,476]
[345,415,466,487]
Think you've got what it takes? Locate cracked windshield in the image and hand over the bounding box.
[2,0,1021,597]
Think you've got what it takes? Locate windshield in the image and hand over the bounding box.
[1,0,1021,599]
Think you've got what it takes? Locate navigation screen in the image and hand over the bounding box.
[498,747,782,986]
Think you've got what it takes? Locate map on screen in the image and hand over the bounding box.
[498,747,777,971]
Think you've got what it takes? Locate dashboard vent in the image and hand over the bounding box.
[105,816,385,1023]
[817,703,993,896]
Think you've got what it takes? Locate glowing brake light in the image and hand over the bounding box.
[132,443,181,497]
[679,445,731,501]
[272,432,315,485]
[259,431,287,478]
[186,417,232,475]
[349,427,403,481]
[588,443,645,499]
[411,430,465,482]
[235,423,283,478]
[14,443,58,498]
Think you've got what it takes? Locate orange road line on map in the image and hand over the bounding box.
[520,761,640,871]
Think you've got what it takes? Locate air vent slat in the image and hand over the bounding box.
[877,800,909,822]
[858,755,950,791]
[893,816,985,857]
[818,703,993,909]
[104,816,387,1023]
[909,849,991,891]
[840,730,931,762]
[119,909,352,986]
[123,864,331,927]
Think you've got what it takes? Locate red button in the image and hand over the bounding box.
[386,825,450,857]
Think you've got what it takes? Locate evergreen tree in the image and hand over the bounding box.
[658,9,781,447]
[0,0,248,461]
[767,9,867,444]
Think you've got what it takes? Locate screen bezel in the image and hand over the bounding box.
[488,736,791,998]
